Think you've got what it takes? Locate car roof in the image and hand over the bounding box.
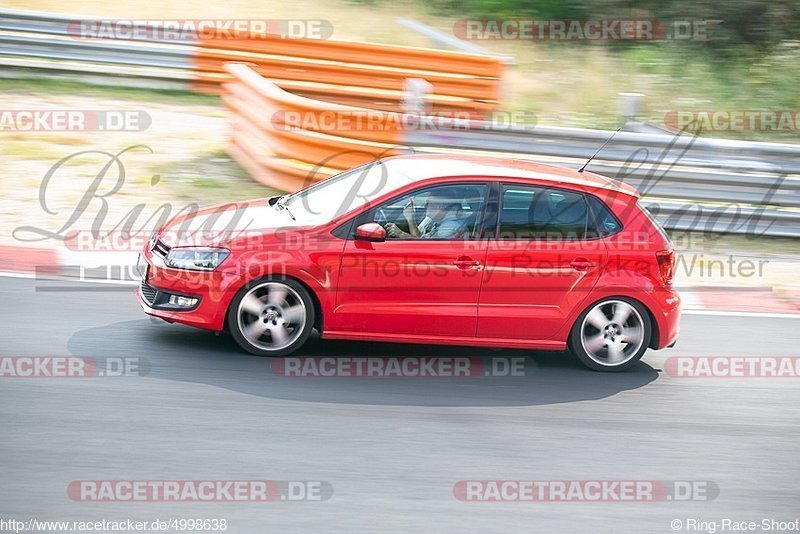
[380,154,639,197]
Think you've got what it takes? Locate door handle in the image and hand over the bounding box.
[454,256,481,270]
[570,258,595,271]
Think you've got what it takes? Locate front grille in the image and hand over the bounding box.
[152,239,170,258]
[139,280,158,305]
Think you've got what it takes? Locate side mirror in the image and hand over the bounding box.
[354,222,387,242]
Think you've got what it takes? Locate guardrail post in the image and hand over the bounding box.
[617,92,645,122]
[403,78,433,115]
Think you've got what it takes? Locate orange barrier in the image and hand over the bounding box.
[208,36,502,77]
[195,33,503,114]
[276,82,498,114]
[202,75,496,114]
[224,63,409,191]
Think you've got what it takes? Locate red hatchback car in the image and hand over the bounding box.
[137,155,680,371]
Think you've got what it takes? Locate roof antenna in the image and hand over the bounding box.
[578,126,623,173]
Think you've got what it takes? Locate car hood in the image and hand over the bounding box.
[158,198,302,248]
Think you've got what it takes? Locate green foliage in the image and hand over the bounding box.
[425,0,588,18]
[421,0,800,52]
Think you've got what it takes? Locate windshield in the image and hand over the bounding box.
[281,161,411,224]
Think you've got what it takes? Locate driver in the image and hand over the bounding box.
[385,189,466,239]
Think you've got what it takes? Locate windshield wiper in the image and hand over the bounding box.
[273,196,296,221]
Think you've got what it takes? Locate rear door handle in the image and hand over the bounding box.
[454,256,481,270]
[570,258,595,271]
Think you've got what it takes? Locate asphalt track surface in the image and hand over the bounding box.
[1,275,799,533]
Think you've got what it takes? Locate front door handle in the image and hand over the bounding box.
[570,258,595,271]
[454,256,481,270]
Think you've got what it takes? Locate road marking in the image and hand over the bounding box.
[683,309,800,319]
[0,271,36,279]
[0,271,138,285]
[677,289,702,309]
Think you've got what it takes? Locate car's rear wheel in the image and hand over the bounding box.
[569,298,651,372]
[228,278,315,357]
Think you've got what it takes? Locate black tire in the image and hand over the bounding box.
[227,277,315,357]
[568,297,652,372]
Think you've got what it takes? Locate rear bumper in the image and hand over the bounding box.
[650,287,681,349]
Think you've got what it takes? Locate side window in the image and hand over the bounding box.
[498,185,589,240]
[586,195,623,238]
[356,184,487,240]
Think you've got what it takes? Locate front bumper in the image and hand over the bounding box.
[138,279,201,311]
[136,252,243,331]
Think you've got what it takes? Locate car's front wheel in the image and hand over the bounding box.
[228,278,315,357]
[569,298,651,372]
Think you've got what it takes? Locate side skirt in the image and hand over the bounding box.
[321,330,567,351]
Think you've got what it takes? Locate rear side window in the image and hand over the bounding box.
[586,195,623,238]
[498,185,589,240]
[638,201,671,242]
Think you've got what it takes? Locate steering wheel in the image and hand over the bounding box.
[375,208,389,225]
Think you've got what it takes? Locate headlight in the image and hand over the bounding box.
[165,247,230,271]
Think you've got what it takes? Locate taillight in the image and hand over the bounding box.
[656,250,675,287]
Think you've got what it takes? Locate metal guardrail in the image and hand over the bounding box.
[0,9,196,88]
[394,17,514,62]
[405,124,800,173]
[0,33,193,68]
[0,7,196,44]
[405,125,800,237]
[644,201,800,238]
